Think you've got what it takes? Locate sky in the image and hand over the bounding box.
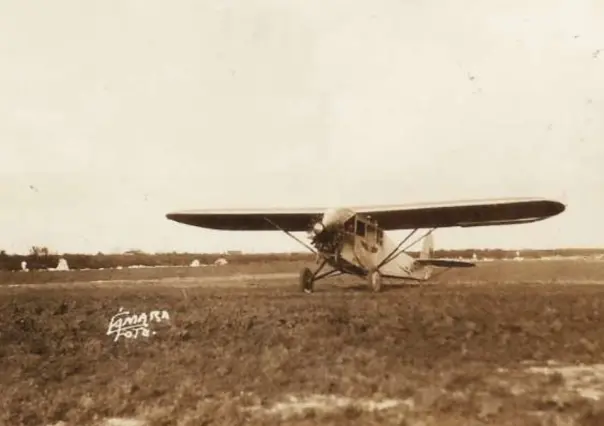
[0,0,603,254]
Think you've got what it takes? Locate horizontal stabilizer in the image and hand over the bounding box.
[415,258,475,268]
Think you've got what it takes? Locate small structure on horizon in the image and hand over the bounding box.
[21,261,28,272]
[56,258,69,271]
[214,257,228,266]
[190,259,200,267]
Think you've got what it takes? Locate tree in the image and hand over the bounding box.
[29,246,50,256]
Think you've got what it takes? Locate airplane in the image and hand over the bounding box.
[166,197,565,293]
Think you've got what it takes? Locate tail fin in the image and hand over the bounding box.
[411,233,435,281]
[416,233,475,269]
[420,233,434,260]
[414,232,475,277]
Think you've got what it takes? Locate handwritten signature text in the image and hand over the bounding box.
[106,307,170,342]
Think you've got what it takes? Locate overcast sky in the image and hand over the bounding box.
[1,0,602,254]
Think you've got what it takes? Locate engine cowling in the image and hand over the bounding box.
[312,208,353,235]
[309,208,355,252]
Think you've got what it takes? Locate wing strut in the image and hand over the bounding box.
[401,228,436,253]
[263,217,317,254]
[377,227,436,269]
[377,228,418,269]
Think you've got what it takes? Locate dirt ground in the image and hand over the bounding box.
[2,260,604,426]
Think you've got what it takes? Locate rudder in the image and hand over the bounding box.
[420,233,434,260]
[413,232,435,281]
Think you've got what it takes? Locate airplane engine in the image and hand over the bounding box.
[318,208,354,232]
[312,221,326,235]
[309,208,354,254]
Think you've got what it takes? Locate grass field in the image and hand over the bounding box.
[2,259,604,426]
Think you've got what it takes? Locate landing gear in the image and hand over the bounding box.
[367,269,382,293]
[298,258,342,294]
[299,267,314,293]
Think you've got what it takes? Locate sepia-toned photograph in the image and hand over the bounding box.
[1,1,603,425]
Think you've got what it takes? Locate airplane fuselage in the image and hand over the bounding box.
[309,208,431,281]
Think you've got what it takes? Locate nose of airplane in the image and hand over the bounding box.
[312,208,353,236]
[312,221,325,235]
[311,208,338,236]
[321,208,341,228]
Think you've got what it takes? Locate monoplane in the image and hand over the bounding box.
[166,197,565,292]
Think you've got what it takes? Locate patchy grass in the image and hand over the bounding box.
[3,261,604,425]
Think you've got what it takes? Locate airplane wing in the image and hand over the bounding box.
[356,197,565,230]
[166,207,323,231]
[166,197,565,231]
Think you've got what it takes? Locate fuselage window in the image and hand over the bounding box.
[356,220,366,237]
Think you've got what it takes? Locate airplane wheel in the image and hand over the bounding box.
[368,269,382,293]
[299,267,314,293]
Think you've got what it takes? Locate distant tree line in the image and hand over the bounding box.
[0,250,312,271]
[0,247,602,271]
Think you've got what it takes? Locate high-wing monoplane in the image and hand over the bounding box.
[166,197,565,292]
